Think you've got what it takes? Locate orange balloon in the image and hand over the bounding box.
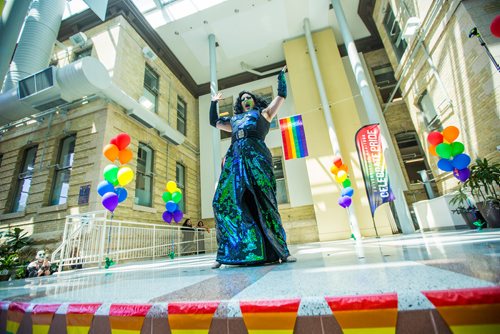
[429,145,438,156]
[103,144,119,162]
[442,126,459,143]
[118,148,133,164]
[339,164,349,173]
[330,165,339,175]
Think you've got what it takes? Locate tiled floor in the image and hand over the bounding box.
[1,230,499,333]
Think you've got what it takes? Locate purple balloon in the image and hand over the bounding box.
[162,211,172,223]
[115,187,128,203]
[437,158,454,172]
[172,210,183,223]
[102,192,119,212]
[454,167,470,182]
[338,196,352,208]
[97,180,114,197]
[451,153,471,170]
[166,200,177,213]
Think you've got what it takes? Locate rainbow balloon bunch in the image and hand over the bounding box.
[427,126,471,182]
[97,133,134,212]
[331,156,354,208]
[162,181,184,223]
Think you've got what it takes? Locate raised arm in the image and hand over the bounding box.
[262,65,287,122]
[209,92,231,132]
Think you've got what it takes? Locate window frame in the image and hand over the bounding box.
[272,155,289,205]
[135,143,155,207]
[49,135,76,206]
[418,91,443,132]
[177,96,187,135]
[383,5,408,61]
[176,162,186,212]
[11,146,38,213]
[143,64,159,113]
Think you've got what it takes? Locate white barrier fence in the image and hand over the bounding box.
[51,211,216,271]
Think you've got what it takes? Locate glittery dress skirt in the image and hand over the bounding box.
[212,137,290,265]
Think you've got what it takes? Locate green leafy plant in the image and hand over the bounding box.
[5,227,33,252]
[0,254,19,272]
[449,187,476,214]
[464,158,500,203]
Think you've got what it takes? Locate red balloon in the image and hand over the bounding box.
[110,137,118,146]
[491,15,500,38]
[427,131,443,146]
[116,133,131,150]
[333,155,343,168]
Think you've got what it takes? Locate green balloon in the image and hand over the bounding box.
[342,178,351,188]
[436,143,452,159]
[162,191,172,203]
[172,191,183,203]
[451,141,464,157]
[103,164,119,185]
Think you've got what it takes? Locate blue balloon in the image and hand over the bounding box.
[166,200,178,213]
[341,187,354,197]
[437,158,454,172]
[97,180,115,197]
[115,187,128,203]
[451,153,471,170]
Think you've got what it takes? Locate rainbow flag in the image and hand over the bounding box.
[326,293,398,334]
[6,302,30,334]
[31,304,60,334]
[279,115,308,160]
[66,303,101,334]
[108,304,151,334]
[167,301,219,334]
[423,287,500,333]
[240,298,301,334]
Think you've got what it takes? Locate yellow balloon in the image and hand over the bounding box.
[330,165,339,175]
[174,188,182,194]
[166,181,177,193]
[335,170,347,183]
[117,167,134,186]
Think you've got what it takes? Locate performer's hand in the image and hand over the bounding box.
[211,92,223,102]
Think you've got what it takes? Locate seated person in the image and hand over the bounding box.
[27,250,52,277]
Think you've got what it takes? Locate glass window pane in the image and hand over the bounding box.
[12,146,37,212]
[177,97,187,134]
[176,163,185,211]
[135,144,154,207]
[51,136,75,205]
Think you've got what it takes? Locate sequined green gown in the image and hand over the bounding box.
[213,109,291,265]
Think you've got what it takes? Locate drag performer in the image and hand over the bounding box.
[209,66,296,268]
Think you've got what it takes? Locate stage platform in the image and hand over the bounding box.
[1,230,499,333]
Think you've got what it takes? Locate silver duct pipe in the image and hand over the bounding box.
[2,0,66,92]
[0,0,32,92]
[0,57,185,144]
[303,18,362,241]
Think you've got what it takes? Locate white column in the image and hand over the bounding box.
[330,0,414,234]
[303,18,361,240]
[208,34,221,183]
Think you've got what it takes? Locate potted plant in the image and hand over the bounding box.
[449,187,484,229]
[464,158,500,228]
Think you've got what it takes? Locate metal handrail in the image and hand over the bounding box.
[51,211,215,272]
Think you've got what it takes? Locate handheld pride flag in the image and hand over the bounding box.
[279,115,308,160]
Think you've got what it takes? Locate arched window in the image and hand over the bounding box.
[11,146,38,212]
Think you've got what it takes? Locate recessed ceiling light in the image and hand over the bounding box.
[203,20,208,24]
[174,31,179,35]
[234,9,239,13]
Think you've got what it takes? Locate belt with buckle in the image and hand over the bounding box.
[231,129,263,143]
